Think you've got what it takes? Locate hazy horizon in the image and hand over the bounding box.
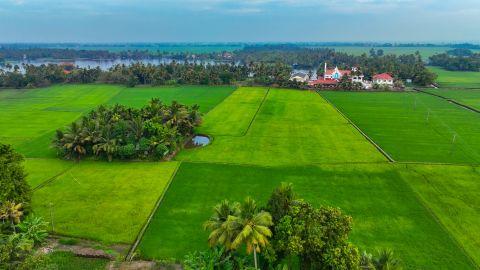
[0,0,479,43]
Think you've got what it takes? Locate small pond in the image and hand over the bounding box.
[188,135,211,148]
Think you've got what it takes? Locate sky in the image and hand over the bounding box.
[0,0,479,43]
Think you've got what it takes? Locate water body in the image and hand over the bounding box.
[191,135,210,147]
[0,58,233,72]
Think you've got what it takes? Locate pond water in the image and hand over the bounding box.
[0,58,237,73]
[191,135,210,147]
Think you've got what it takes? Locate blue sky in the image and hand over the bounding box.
[0,0,479,43]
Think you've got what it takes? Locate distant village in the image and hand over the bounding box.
[290,63,397,90]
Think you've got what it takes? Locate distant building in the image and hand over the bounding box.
[308,78,338,88]
[289,72,310,83]
[323,63,351,80]
[373,73,394,86]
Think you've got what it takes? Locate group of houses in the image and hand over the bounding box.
[290,63,395,89]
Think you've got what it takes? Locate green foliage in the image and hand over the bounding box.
[0,143,31,207]
[0,216,49,269]
[17,215,49,245]
[183,246,247,270]
[53,99,201,161]
[274,201,359,269]
[266,182,295,224]
[360,249,403,270]
[204,197,273,269]
[430,52,480,71]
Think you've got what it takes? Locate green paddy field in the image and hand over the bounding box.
[1,83,479,269]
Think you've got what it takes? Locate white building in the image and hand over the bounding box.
[373,73,394,87]
[290,72,310,83]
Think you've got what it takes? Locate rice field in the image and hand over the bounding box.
[1,84,479,269]
[321,91,480,164]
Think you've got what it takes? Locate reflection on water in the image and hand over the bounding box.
[0,58,232,72]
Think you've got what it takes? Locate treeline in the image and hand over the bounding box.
[54,100,201,161]
[0,62,301,89]
[235,46,436,85]
[429,49,480,71]
[0,47,225,61]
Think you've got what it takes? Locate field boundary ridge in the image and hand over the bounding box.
[242,88,270,136]
[125,162,182,261]
[414,88,480,113]
[316,90,395,162]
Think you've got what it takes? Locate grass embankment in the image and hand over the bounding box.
[47,251,109,270]
[321,91,480,164]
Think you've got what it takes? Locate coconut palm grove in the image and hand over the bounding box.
[1,1,480,270]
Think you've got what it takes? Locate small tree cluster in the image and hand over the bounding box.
[53,99,202,161]
[193,183,403,270]
[0,144,51,269]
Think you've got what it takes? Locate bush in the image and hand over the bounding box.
[117,144,136,159]
[0,143,31,207]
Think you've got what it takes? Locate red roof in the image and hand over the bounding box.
[373,73,393,80]
[325,69,351,76]
[308,78,338,86]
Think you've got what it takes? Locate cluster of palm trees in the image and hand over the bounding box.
[53,98,202,161]
[204,198,273,269]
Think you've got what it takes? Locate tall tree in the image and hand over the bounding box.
[0,144,31,207]
[230,198,273,269]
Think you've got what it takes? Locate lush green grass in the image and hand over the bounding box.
[0,84,123,157]
[32,161,179,244]
[321,91,480,164]
[24,158,73,189]
[429,67,480,88]
[177,88,385,165]
[138,162,475,269]
[107,85,236,113]
[47,251,109,270]
[400,164,480,266]
[424,88,480,110]
[0,84,235,158]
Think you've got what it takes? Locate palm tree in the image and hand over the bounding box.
[204,200,241,250]
[0,202,23,232]
[129,117,144,150]
[231,198,273,269]
[93,125,118,162]
[373,249,402,270]
[58,122,87,161]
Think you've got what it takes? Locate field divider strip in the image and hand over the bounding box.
[125,161,182,261]
[33,166,75,192]
[316,90,395,162]
[401,165,480,269]
[414,88,480,113]
[242,88,270,136]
